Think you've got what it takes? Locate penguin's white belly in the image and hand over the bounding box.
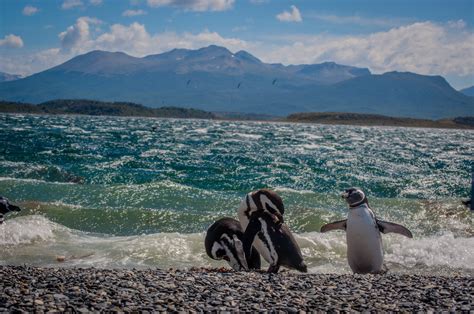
[346,207,383,273]
[253,237,274,264]
[238,214,277,266]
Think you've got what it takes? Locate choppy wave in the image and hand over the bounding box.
[0,114,473,273]
[1,216,472,275]
[1,114,472,197]
[1,189,471,237]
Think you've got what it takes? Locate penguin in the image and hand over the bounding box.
[320,187,413,274]
[0,196,21,224]
[205,217,261,271]
[238,189,307,273]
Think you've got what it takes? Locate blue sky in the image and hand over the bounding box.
[0,0,473,88]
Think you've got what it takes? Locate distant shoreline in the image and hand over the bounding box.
[284,112,474,130]
[1,99,473,130]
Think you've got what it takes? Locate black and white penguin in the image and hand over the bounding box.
[205,217,261,271]
[0,196,21,224]
[320,187,413,274]
[238,189,307,273]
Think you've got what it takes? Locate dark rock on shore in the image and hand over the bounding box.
[0,266,472,312]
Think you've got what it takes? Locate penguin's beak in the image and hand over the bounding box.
[341,192,349,199]
[297,262,308,273]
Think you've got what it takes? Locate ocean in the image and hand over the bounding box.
[0,114,472,275]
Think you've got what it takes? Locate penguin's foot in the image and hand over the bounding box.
[267,264,280,273]
[371,264,389,275]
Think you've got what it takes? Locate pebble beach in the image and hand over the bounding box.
[1,266,472,312]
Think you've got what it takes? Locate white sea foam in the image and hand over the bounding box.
[384,232,474,271]
[273,187,315,195]
[0,177,75,185]
[193,128,208,134]
[234,133,263,140]
[1,216,472,274]
[0,215,58,245]
[296,132,323,140]
[301,143,320,150]
[140,149,169,157]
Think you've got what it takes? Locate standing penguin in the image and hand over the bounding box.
[0,196,21,224]
[238,189,307,273]
[320,188,413,274]
[205,217,261,271]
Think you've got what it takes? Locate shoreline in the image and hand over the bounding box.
[1,265,472,312]
[1,111,474,131]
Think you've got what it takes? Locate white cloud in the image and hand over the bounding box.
[276,5,302,22]
[62,0,83,10]
[122,9,147,16]
[22,5,39,16]
[0,34,24,48]
[55,18,250,56]
[59,19,90,50]
[447,19,466,29]
[146,0,235,11]
[58,17,102,51]
[92,23,250,55]
[260,21,474,77]
[0,49,66,77]
[90,0,102,5]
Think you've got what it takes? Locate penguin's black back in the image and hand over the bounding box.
[261,214,306,272]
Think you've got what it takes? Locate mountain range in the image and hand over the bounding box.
[0,45,472,118]
[460,86,474,96]
[0,72,23,82]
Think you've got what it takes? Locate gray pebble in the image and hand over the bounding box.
[0,265,471,312]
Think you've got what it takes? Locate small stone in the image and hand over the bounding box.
[34,299,44,306]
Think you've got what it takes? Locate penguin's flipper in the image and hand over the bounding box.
[376,220,413,238]
[320,219,347,233]
[242,216,262,257]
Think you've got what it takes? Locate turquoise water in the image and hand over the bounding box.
[0,114,473,274]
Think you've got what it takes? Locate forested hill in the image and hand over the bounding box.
[0,99,215,119]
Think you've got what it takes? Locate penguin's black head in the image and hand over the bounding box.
[0,196,21,215]
[341,188,367,208]
[208,233,249,271]
[256,189,285,225]
[205,218,250,271]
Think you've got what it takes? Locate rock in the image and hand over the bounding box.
[0,265,471,312]
[34,299,44,306]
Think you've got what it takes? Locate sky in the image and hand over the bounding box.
[0,0,473,89]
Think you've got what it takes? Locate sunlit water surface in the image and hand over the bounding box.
[1,114,472,275]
